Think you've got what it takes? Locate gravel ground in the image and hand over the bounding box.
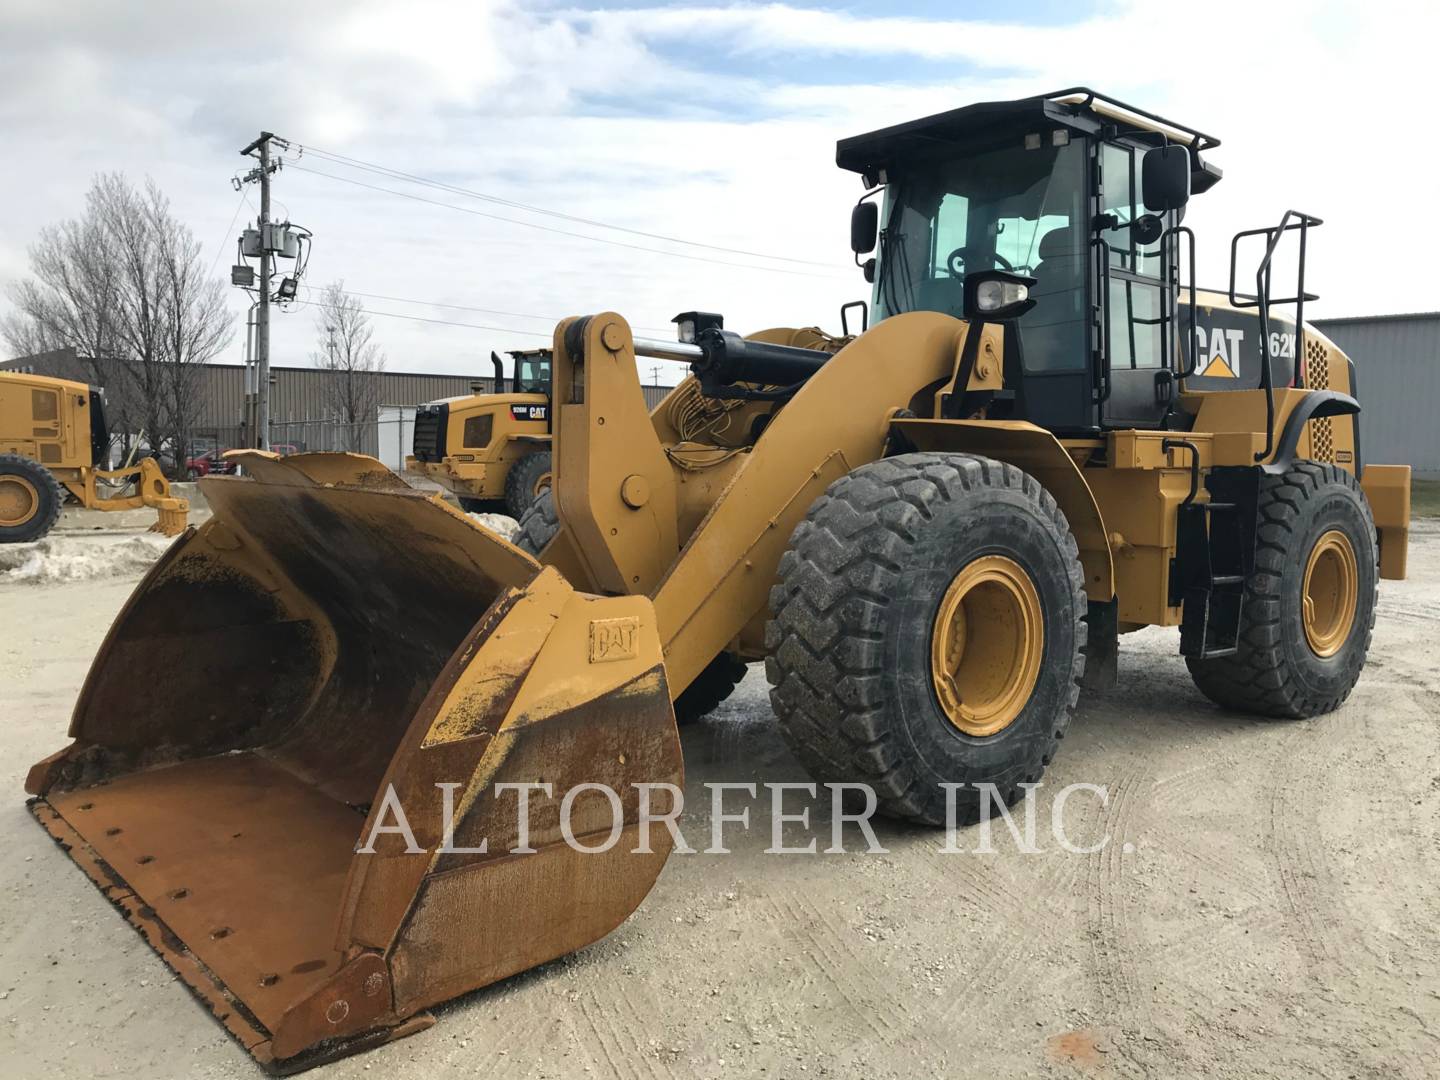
[1,516,1437,1079]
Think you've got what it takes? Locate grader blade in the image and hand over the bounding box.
[26,454,681,1072]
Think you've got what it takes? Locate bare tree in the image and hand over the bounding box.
[3,173,233,470]
[311,281,385,452]
[149,190,231,467]
[2,201,131,430]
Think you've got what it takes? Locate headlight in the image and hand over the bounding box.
[671,311,724,344]
[962,270,1038,322]
[975,279,1030,313]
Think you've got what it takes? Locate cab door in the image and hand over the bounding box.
[1097,142,1172,429]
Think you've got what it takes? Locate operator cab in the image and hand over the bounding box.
[839,88,1222,434]
[510,348,552,396]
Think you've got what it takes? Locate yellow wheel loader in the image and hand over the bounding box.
[0,371,188,542]
[25,89,1410,1070]
[406,347,553,518]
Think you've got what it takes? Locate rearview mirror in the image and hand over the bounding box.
[850,201,878,255]
[1131,213,1164,246]
[1142,145,1191,213]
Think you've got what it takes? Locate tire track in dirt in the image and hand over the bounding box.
[1264,708,1372,974]
[764,890,908,1043]
[924,802,1092,1028]
[1320,689,1440,957]
[571,985,674,1080]
[1161,829,1274,900]
[1085,770,1147,1019]
[1147,760,1219,812]
[432,982,548,1079]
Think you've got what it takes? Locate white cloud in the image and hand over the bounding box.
[1,0,1436,388]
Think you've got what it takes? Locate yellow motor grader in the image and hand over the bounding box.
[25,89,1409,1070]
[0,371,188,542]
[406,347,553,518]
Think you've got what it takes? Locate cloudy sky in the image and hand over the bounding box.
[1,0,1435,382]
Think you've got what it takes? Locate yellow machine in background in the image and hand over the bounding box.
[25,89,1411,1070]
[407,347,552,518]
[0,371,187,542]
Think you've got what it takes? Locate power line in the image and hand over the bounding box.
[285,297,552,337]
[286,163,849,281]
[295,282,675,336]
[207,189,249,278]
[284,298,695,377]
[288,141,835,268]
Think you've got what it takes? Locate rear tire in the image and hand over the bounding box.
[504,451,553,520]
[515,489,745,725]
[514,489,559,556]
[766,452,1086,825]
[0,454,64,544]
[1186,461,1377,718]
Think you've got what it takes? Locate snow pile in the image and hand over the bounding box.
[0,534,172,585]
[467,512,520,543]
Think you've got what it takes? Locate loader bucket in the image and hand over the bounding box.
[26,453,682,1072]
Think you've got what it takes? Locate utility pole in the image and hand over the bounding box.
[238,131,286,449]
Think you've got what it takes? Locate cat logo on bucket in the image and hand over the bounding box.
[589,616,640,663]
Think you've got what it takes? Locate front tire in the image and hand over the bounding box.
[0,454,64,544]
[766,453,1086,825]
[673,653,748,726]
[1186,461,1377,718]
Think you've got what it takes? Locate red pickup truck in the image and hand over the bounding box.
[185,448,237,479]
[186,444,302,479]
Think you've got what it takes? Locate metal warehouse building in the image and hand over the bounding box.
[1312,312,1440,475]
[3,348,672,470]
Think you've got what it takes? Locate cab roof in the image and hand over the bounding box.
[836,87,1220,181]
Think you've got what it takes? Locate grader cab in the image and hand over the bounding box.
[26,89,1409,1070]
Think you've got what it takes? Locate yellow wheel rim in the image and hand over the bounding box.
[0,475,40,528]
[534,470,552,497]
[1302,529,1357,658]
[930,555,1044,737]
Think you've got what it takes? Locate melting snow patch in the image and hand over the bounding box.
[0,535,173,585]
[467,512,520,543]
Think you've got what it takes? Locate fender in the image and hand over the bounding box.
[1266,390,1359,475]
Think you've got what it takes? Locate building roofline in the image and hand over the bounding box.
[239,363,491,379]
[1312,311,1440,326]
[0,355,496,382]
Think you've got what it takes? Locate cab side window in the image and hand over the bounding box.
[1101,143,1165,371]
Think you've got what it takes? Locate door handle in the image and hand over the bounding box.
[1154,369,1175,404]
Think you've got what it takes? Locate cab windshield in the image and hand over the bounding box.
[873,137,1088,371]
[514,353,550,395]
